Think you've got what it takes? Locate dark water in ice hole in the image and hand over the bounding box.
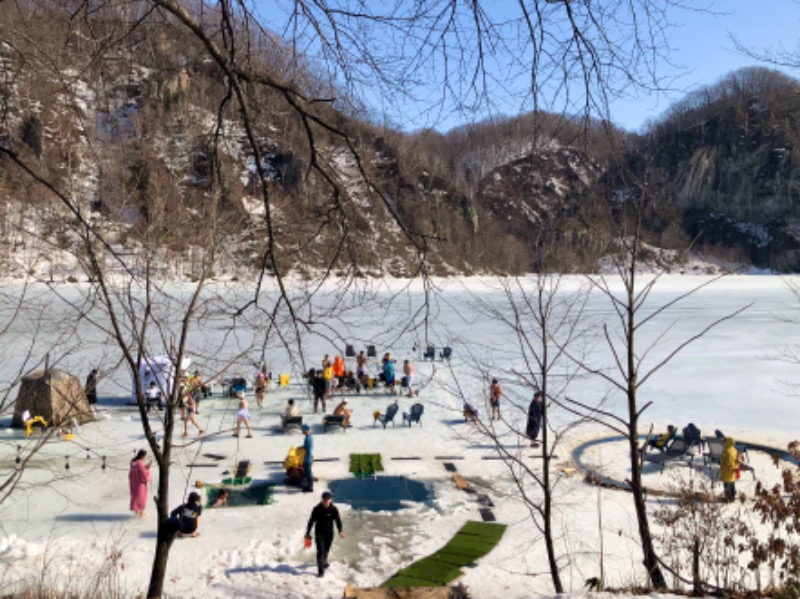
[328,475,434,512]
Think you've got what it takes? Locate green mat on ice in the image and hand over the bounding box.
[349,453,384,477]
[205,483,274,508]
[381,520,507,588]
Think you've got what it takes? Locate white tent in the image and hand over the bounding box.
[130,355,190,406]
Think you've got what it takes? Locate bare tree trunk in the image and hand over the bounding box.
[625,246,667,590]
[541,376,563,592]
[147,538,173,599]
[147,411,173,598]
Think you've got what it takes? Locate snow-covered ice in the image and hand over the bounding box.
[0,275,797,598]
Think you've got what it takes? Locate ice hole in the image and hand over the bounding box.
[328,476,433,512]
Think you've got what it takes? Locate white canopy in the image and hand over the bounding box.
[130,355,191,405]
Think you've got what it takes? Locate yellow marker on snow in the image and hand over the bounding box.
[25,416,47,437]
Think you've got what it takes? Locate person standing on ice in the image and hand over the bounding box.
[129,449,151,517]
[305,491,343,578]
[382,355,396,394]
[526,391,543,448]
[85,368,99,414]
[322,355,334,398]
[254,369,267,407]
[312,370,327,413]
[356,350,367,378]
[489,378,502,421]
[403,359,416,397]
[719,437,740,502]
[302,424,314,492]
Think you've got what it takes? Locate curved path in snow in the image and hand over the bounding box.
[570,434,797,499]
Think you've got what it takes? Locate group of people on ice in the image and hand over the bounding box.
[464,380,544,448]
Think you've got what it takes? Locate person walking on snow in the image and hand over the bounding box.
[182,394,203,437]
[305,491,343,578]
[233,392,253,438]
[254,370,267,407]
[526,391,543,448]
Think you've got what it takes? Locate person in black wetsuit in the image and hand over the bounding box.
[304,491,343,577]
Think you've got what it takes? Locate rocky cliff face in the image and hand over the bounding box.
[634,68,800,270]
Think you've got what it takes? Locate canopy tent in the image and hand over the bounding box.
[130,355,190,405]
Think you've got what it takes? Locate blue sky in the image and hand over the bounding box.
[608,0,800,131]
[255,1,800,133]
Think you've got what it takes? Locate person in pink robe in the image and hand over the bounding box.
[129,449,151,517]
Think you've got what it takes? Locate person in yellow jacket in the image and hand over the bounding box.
[719,437,740,502]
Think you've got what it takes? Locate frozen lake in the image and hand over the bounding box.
[1,274,796,437]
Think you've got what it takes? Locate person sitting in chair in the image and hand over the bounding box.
[281,398,300,424]
[333,398,353,427]
[646,425,676,452]
[145,381,162,412]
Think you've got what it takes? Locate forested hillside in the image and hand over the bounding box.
[1,2,799,278]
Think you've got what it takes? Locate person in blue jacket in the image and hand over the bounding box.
[302,424,314,492]
[382,356,396,395]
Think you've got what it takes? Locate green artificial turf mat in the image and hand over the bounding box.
[429,550,475,567]
[459,520,506,540]
[206,483,273,508]
[441,536,498,555]
[381,574,438,588]
[399,558,462,585]
[221,476,253,486]
[381,520,506,588]
[349,453,384,477]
